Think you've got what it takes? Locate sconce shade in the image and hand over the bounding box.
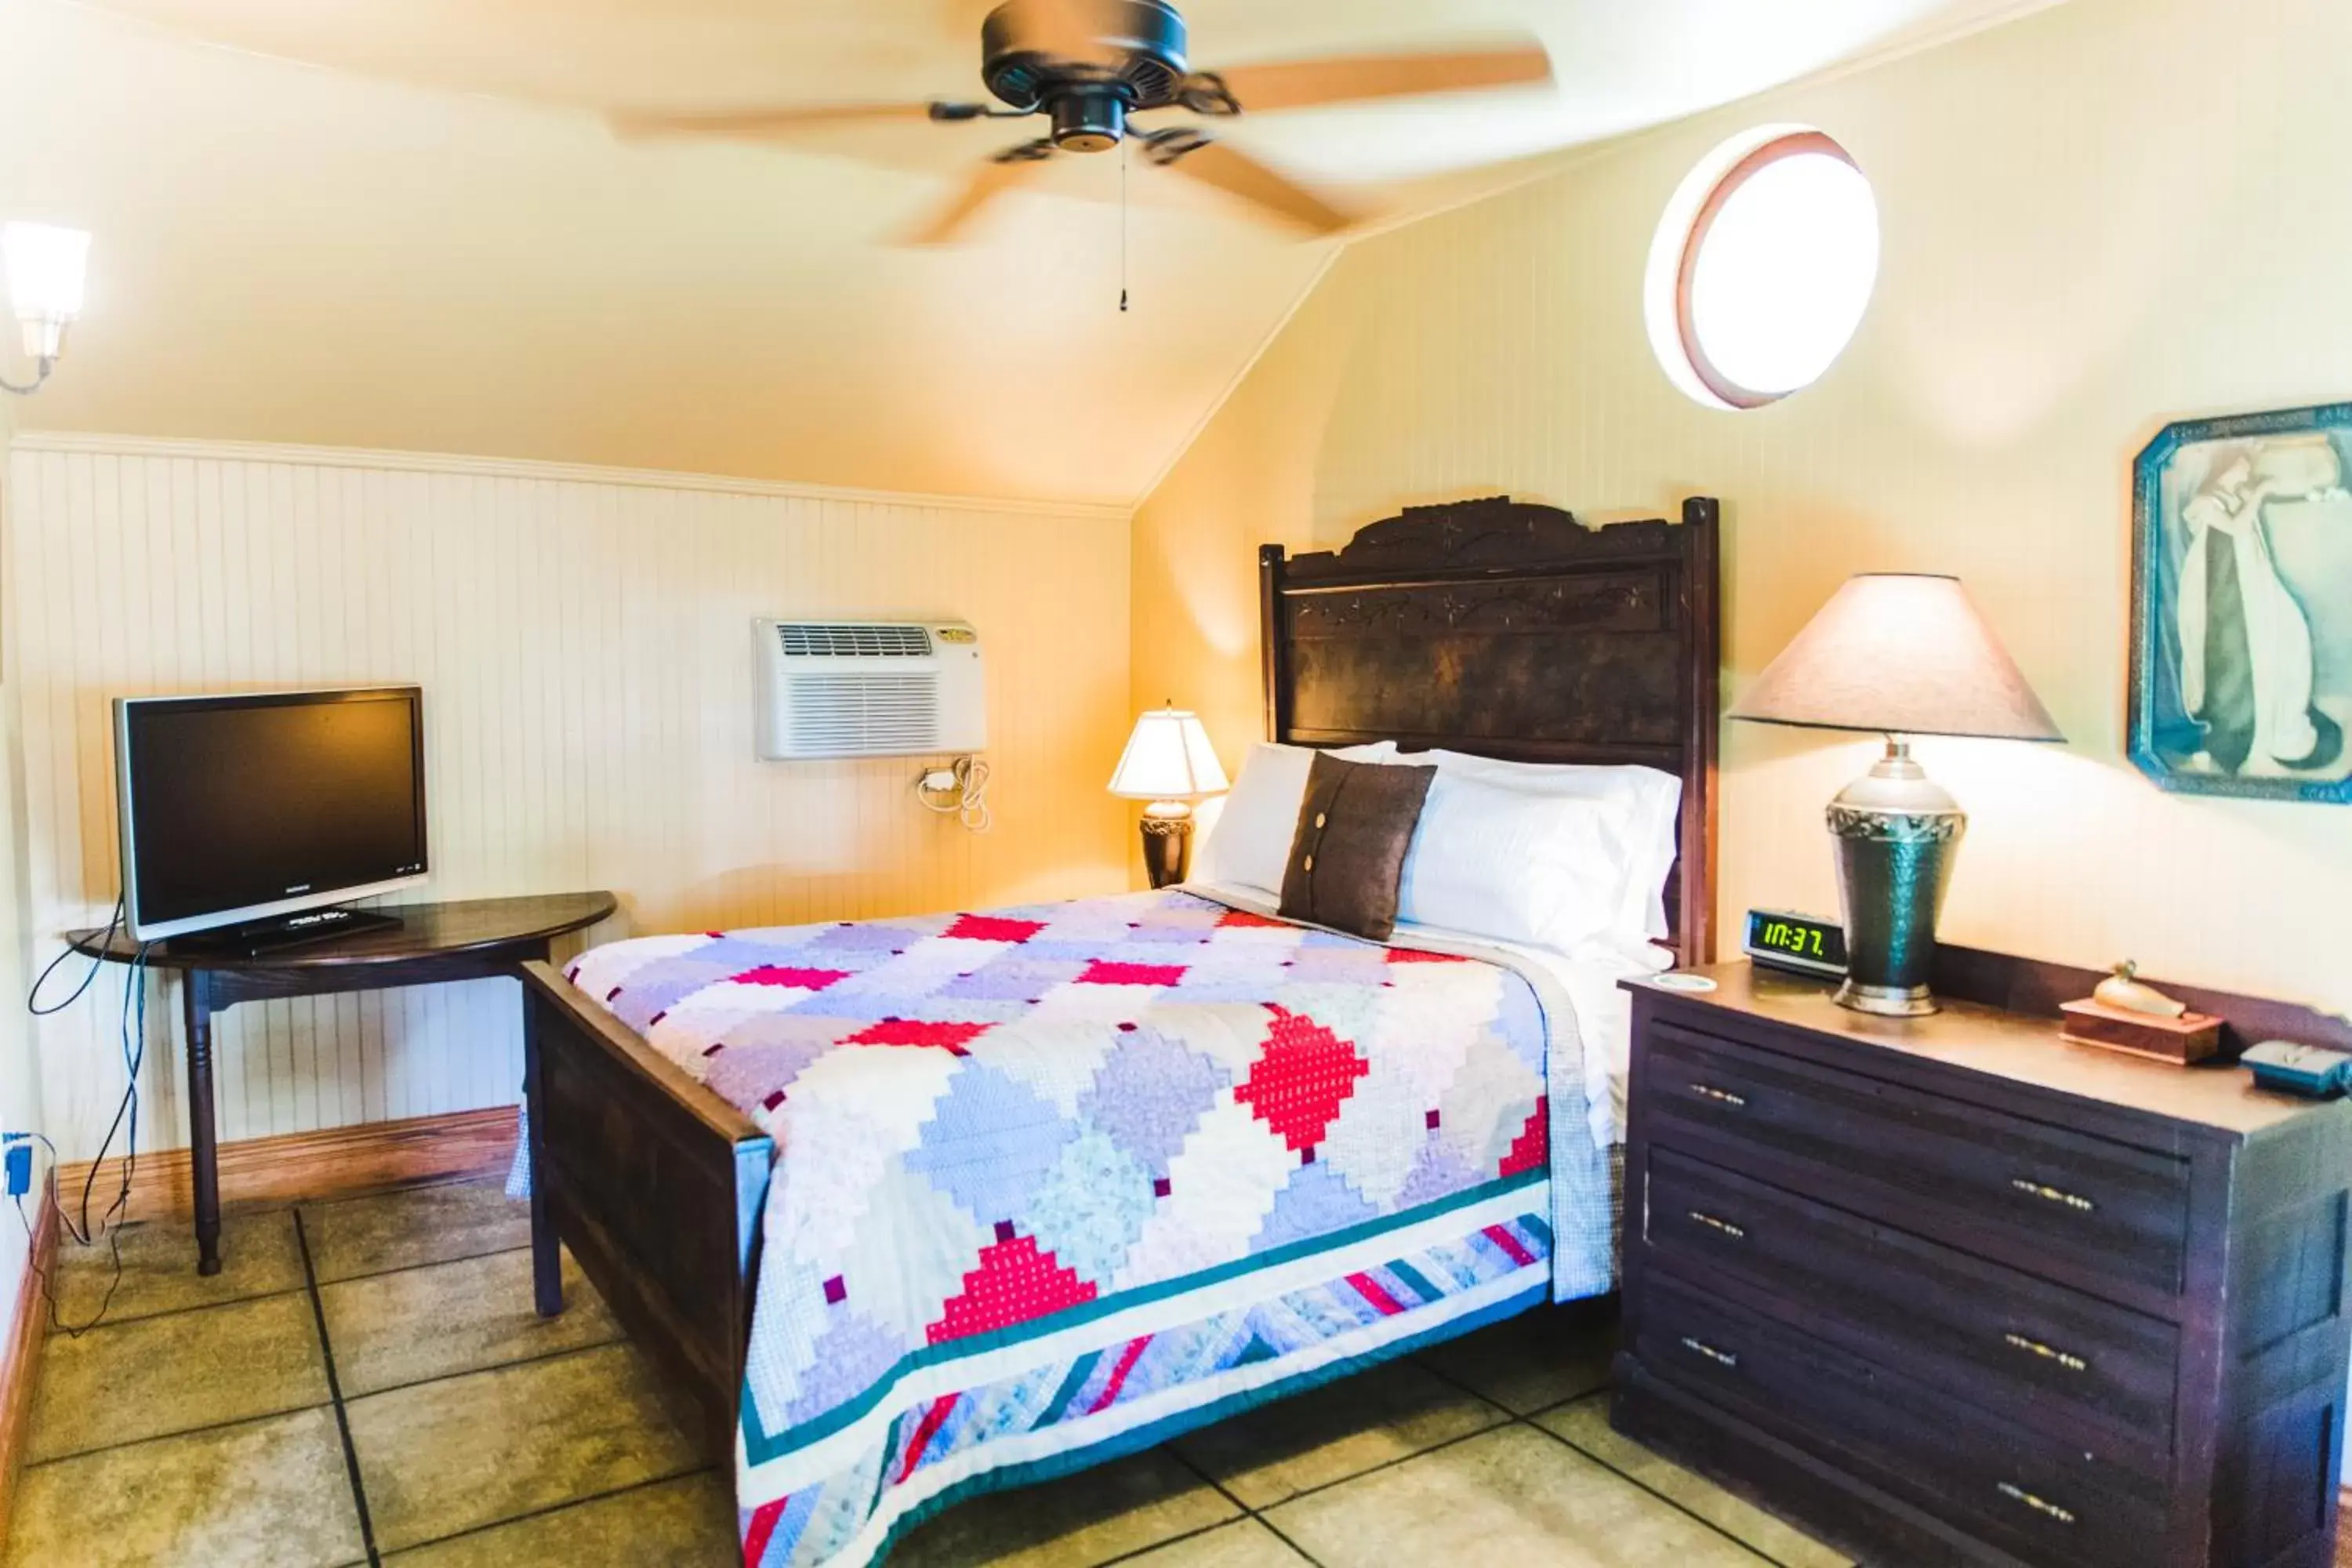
[1730,574,2063,742]
[2,223,90,361]
[3,223,89,321]
[1108,710,1229,801]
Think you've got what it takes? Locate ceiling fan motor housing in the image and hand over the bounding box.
[982,0,1189,151]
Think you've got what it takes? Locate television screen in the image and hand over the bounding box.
[115,688,427,940]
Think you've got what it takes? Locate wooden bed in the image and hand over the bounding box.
[520,492,1722,1459]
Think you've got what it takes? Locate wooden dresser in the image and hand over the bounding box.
[1613,960,2352,1568]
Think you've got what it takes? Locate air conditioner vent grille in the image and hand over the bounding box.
[776,622,933,659]
[786,673,941,756]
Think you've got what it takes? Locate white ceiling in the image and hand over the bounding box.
[0,0,2051,506]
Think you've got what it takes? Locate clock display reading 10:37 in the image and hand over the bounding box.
[1742,909,1849,978]
[1759,919,1828,959]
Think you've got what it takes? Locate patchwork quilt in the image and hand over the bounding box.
[560,888,1611,1567]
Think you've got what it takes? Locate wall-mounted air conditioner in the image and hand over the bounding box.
[753,619,987,760]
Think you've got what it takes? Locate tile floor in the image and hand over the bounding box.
[6,1177,1850,1568]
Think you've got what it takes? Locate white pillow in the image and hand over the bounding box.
[1189,741,1401,895]
[1397,771,1631,953]
[1410,751,1682,941]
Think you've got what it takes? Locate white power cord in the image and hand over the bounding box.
[916,756,992,832]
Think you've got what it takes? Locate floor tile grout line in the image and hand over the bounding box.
[42,1237,537,1335]
[1516,1406,1795,1568]
[1153,1443,1330,1568]
[1152,1369,1796,1568]
[1088,1516,1257,1568]
[375,1461,718,1559]
[55,1245,1770,1568]
[1403,1348,1555,1421]
[50,1287,309,1330]
[20,1398,342,1471]
[299,1169,519,1206]
[1241,1508,1330,1568]
[340,1334,633,1406]
[1139,1369,1784,1568]
[1251,1523,1327,1568]
[34,1276,316,1333]
[307,1239,538,1293]
[1156,1437,1247,1512]
[1189,1406,1516,1518]
[296,1209,383,1568]
[24,1307,623,1471]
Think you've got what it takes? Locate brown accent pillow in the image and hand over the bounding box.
[1277,753,1436,942]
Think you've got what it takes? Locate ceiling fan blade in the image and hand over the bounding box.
[1206,43,1552,114]
[1158,140,1353,235]
[612,102,971,141]
[901,151,1051,245]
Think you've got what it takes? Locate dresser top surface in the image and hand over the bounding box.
[1635,961,2333,1137]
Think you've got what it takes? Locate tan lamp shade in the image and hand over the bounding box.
[1730,574,2063,742]
[1108,709,1230,802]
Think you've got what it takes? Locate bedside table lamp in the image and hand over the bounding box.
[1109,706,1229,888]
[1730,575,2063,1017]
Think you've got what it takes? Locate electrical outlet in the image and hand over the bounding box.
[920,769,960,793]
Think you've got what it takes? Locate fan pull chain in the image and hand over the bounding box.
[1120,137,1130,314]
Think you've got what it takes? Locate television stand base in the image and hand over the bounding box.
[172,906,405,959]
[64,892,617,1276]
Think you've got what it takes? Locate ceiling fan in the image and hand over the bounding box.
[612,0,1554,244]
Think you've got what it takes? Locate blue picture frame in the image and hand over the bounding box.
[2131,402,2352,804]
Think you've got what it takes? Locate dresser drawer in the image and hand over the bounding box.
[1633,1274,2172,1568]
[1642,1022,2191,1296]
[1643,1147,2180,1462]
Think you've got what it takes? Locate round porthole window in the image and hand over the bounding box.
[1644,127,1879,410]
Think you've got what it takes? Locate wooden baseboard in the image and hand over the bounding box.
[57,1105,520,1225]
[0,1174,57,1557]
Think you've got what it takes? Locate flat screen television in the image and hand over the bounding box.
[114,687,428,943]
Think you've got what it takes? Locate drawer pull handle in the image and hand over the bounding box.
[2009,1178,2096,1213]
[2003,1331,2088,1373]
[1996,1481,2078,1526]
[1686,1210,1747,1240]
[1688,1083,1748,1109]
[1679,1335,1740,1369]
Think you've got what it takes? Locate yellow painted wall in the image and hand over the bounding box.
[1136,0,2352,1017]
[9,434,1131,1159]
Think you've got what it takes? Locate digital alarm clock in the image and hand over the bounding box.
[1743,908,1849,979]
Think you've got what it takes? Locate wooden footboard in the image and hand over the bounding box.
[520,960,775,1461]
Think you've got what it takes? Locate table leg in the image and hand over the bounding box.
[183,973,223,1276]
[521,977,564,1317]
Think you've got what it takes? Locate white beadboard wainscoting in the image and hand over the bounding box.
[6,435,1132,1160]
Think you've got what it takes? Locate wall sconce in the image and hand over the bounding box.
[2,222,91,397]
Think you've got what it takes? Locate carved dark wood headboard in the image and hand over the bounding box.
[1259,495,1722,964]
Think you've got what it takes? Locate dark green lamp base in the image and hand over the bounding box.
[1827,740,1965,1017]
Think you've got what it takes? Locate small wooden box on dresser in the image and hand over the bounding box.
[1613,956,2352,1568]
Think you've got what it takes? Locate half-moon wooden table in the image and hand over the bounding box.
[67,891,617,1275]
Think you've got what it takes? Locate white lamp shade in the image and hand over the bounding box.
[2,223,90,324]
[1108,710,1229,802]
[1730,573,2063,742]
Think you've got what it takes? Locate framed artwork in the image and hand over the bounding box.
[2132,402,2352,803]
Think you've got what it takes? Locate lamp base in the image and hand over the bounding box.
[1138,803,1194,889]
[1834,976,1941,1018]
[1826,740,1965,1017]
